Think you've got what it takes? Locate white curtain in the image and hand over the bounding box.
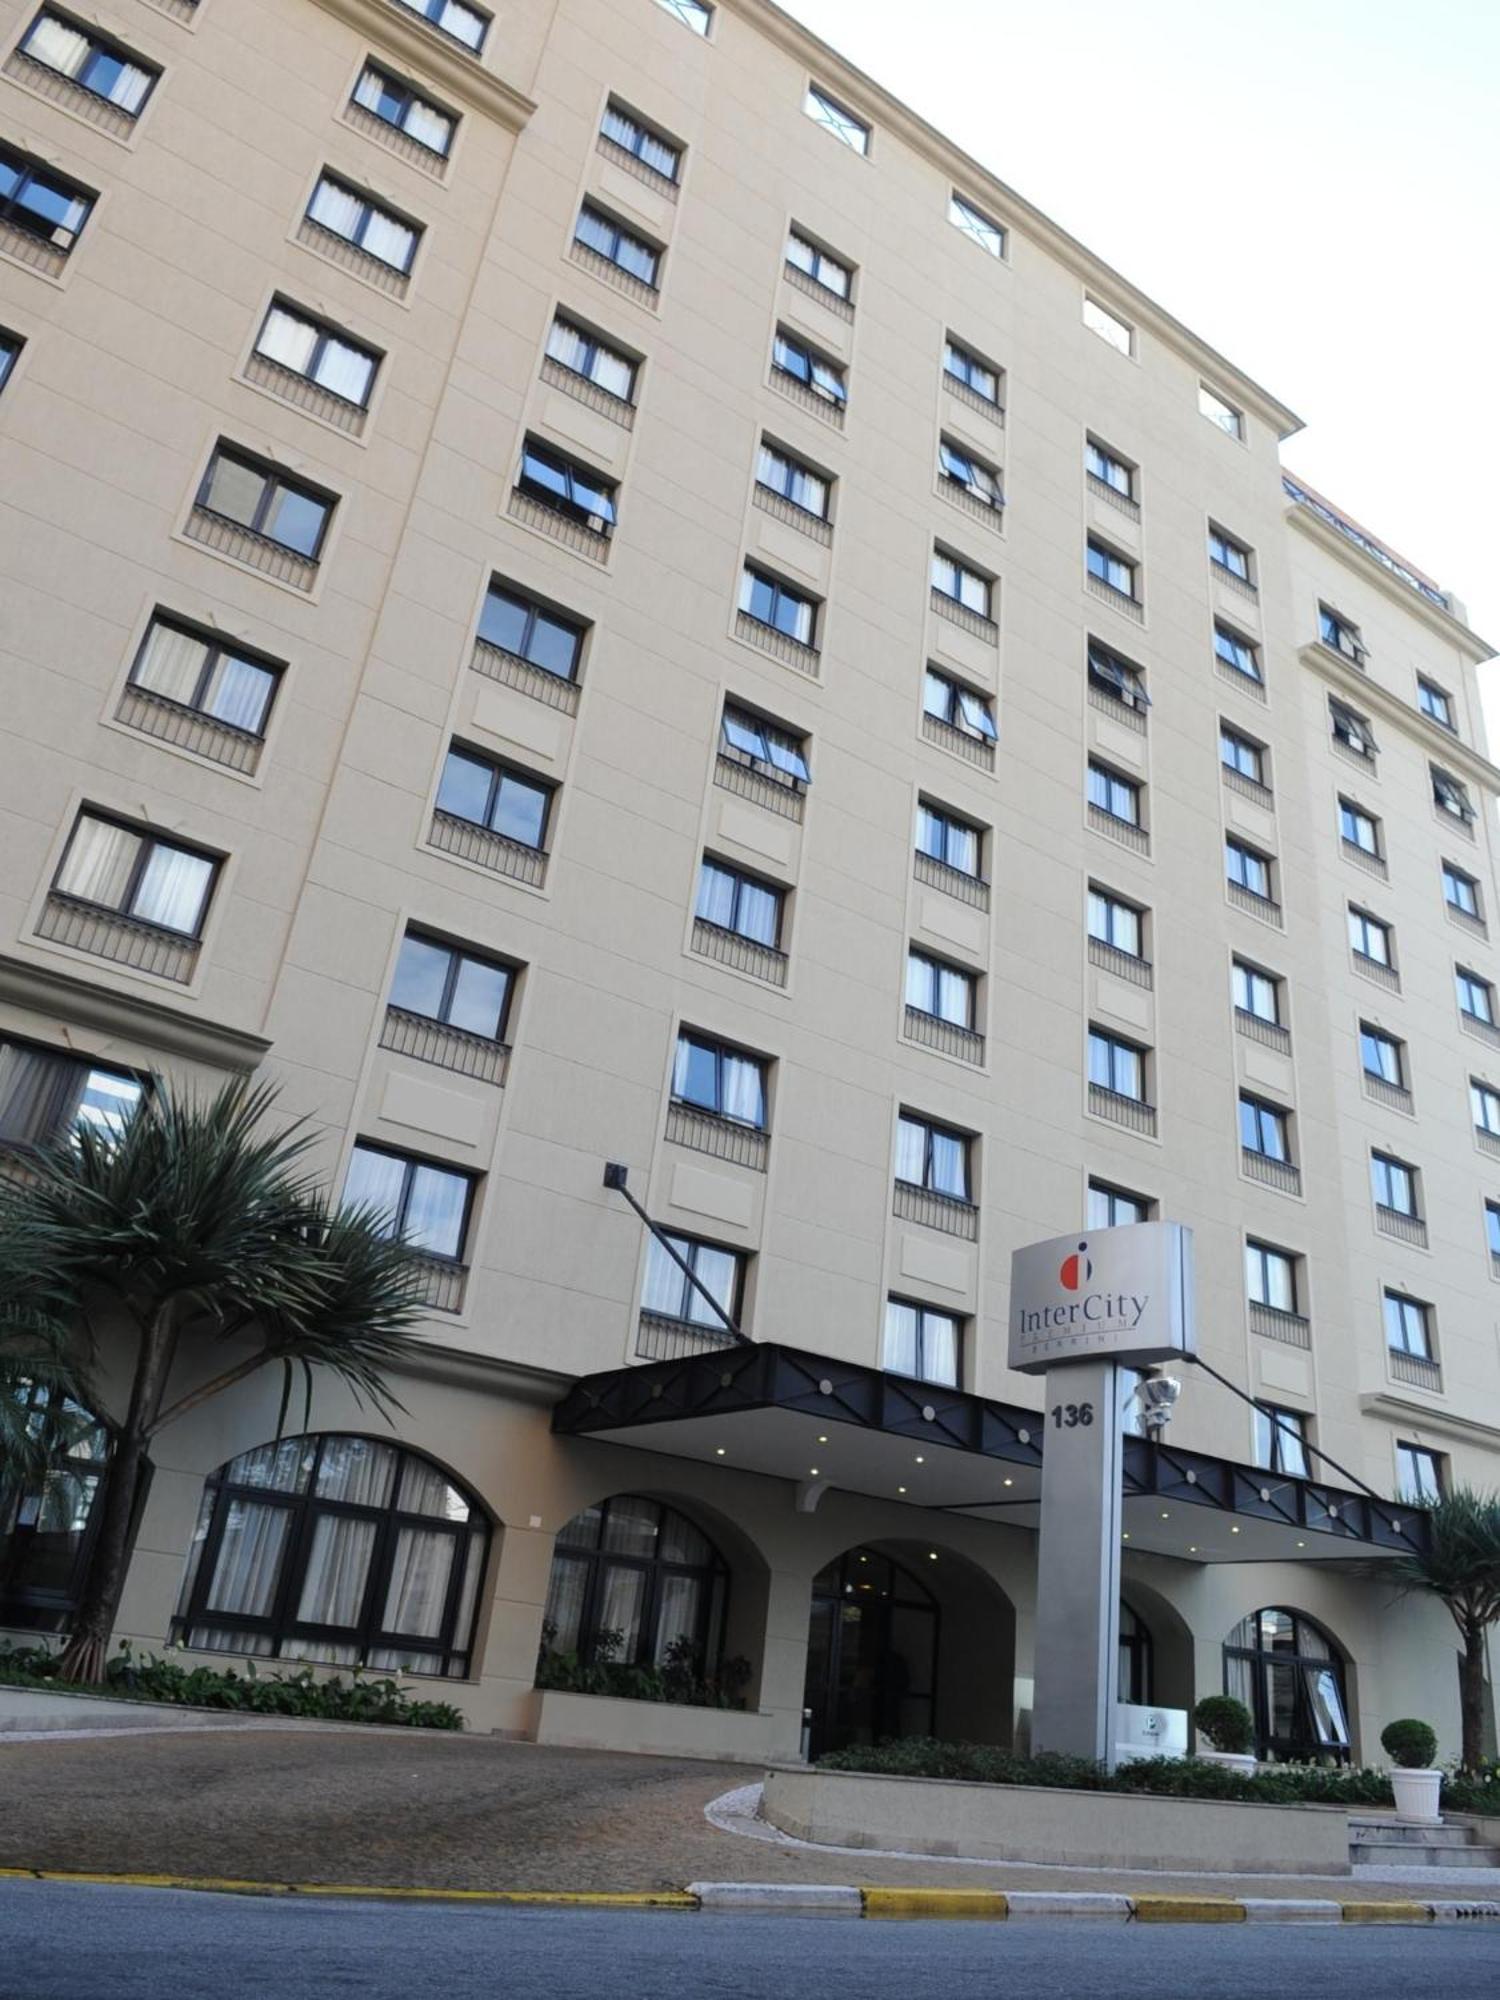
[405,101,451,153]
[397,1458,467,1521]
[315,336,374,406]
[342,1147,406,1236]
[542,1552,588,1654]
[56,816,139,910]
[596,1564,646,1657]
[936,965,971,1026]
[202,452,266,528]
[882,1300,917,1376]
[380,1526,455,1639]
[315,1437,396,1507]
[721,1051,763,1126]
[295,1513,376,1627]
[653,1574,702,1662]
[203,1500,290,1617]
[25,15,90,77]
[0,1046,84,1145]
[309,178,364,242]
[257,306,318,375]
[695,863,735,929]
[203,654,274,734]
[404,1165,467,1258]
[133,622,207,705]
[134,843,213,933]
[642,1235,687,1317]
[921,1313,958,1386]
[362,208,415,271]
[894,1118,926,1185]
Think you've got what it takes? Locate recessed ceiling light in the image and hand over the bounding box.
[1160,1510,1169,1520]
[809,1467,819,1477]
[1188,1546,1198,1554]
[1122,1532,1130,1541]
[1230,1526,1240,1535]
[715,1447,726,1456]
[1296,1540,1305,1549]
[928,1552,938,1561]
[1002,1477,1013,1487]
[915,1455,925,1464]
[817,1435,828,1444]
[897,1485,907,1494]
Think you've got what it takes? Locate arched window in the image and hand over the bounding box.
[1223,1606,1349,1762]
[1119,1599,1153,1705]
[0,1383,110,1629]
[174,1435,490,1679]
[540,1496,728,1672]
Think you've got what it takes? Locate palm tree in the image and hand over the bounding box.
[0,1080,429,1684]
[1384,1487,1500,1773]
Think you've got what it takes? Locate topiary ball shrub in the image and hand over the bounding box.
[1192,1694,1254,1754]
[1381,1718,1438,1769]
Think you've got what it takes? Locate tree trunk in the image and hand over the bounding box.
[1458,1621,1489,1775]
[55,1305,176,1685]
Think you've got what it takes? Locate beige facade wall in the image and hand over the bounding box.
[1,0,1496,1757]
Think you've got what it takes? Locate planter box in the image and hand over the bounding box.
[526,1688,788,1763]
[761,1765,1352,1875]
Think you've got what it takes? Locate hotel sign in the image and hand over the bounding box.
[1008,1222,1195,1375]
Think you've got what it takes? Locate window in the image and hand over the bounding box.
[1473,1079,1500,1137]
[1220,725,1264,784]
[642,1230,743,1329]
[389,932,512,1043]
[394,0,488,48]
[943,337,1000,406]
[1360,1024,1404,1087]
[756,439,829,520]
[254,301,379,408]
[1329,698,1375,759]
[1338,798,1380,857]
[804,84,868,153]
[923,668,996,745]
[352,64,455,157]
[1253,1405,1309,1478]
[672,1031,766,1129]
[307,174,419,274]
[786,229,852,301]
[601,101,681,183]
[720,704,810,789]
[1457,967,1495,1025]
[0,1038,143,1152]
[1085,439,1133,498]
[883,1298,961,1388]
[1383,1290,1432,1360]
[540,1495,728,1680]
[517,438,617,535]
[931,550,992,620]
[343,1144,473,1263]
[0,140,93,251]
[917,802,983,879]
[53,812,217,937]
[1233,959,1280,1024]
[477,581,585,682]
[949,192,1004,257]
[1089,1028,1146,1102]
[545,317,636,404]
[1083,296,1133,354]
[1318,606,1364,663]
[939,436,1003,512]
[1198,383,1243,437]
[1086,640,1149,711]
[1089,760,1140,827]
[1208,525,1251,581]
[175,1434,489,1676]
[1239,1094,1289,1162]
[1087,1180,1152,1228]
[1371,1151,1418,1218]
[739,565,817,646]
[196,445,334,560]
[0,1381,109,1631]
[654,0,711,30]
[1444,863,1481,918]
[1225,838,1271,900]
[1488,1202,1500,1261]
[696,858,783,948]
[19,11,158,114]
[1395,1444,1443,1504]
[1214,622,1260,681]
[574,203,660,287]
[1086,538,1136,599]
[1432,767,1475,823]
[1245,1240,1298,1315]
[128,613,281,738]
[895,1113,971,1201]
[772,326,846,407]
[1417,678,1455,731]
[0,327,19,390]
[1088,888,1143,959]
[1347,906,1391,966]
[435,746,552,850]
[905,948,976,1028]
[1224,1608,1348,1763]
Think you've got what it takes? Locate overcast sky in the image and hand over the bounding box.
[781,0,1500,687]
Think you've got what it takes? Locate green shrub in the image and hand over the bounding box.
[0,1641,463,1729]
[534,1628,752,1709]
[1380,1718,1438,1769]
[1192,1695,1254,1754]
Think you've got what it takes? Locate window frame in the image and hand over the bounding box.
[1457,966,1496,1025]
[18,8,160,117]
[351,62,456,158]
[931,548,993,620]
[387,929,515,1045]
[1082,295,1133,355]
[435,743,555,852]
[653,0,712,31]
[1225,837,1273,900]
[1088,759,1142,828]
[253,298,381,409]
[126,610,284,742]
[1220,724,1265,784]
[1395,1442,1444,1504]
[1443,862,1481,918]
[476,579,587,683]
[785,227,853,302]
[394,0,490,51]
[1086,536,1136,601]
[600,99,682,184]
[671,1029,769,1132]
[1245,1239,1299,1315]
[0,1032,146,1156]
[0,137,95,251]
[803,83,869,154]
[1338,796,1381,857]
[882,1295,963,1389]
[545,313,639,406]
[1085,438,1134,499]
[1208,523,1253,582]
[1472,1078,1500,1137]
[1239,1092,1290,1163]
[1318,605,1365,664]
[695,856,785,948]
[1087,639,1150,712]
[895,1111,973,1203]
[641,1228,746,1330]
[1371,1149,1419,1219]
[1088,1026,1148,1104]
[905,946,977,1030]
[574,201,661,287]
[948,190,1005,258]
[51,809,220,939]
[195,443,336,561]
[719,701,811,790]
[771,325,846,407]
[938,434,1004,512]
[1088,886,1144,960]
[916,800,985,880]
[1214,621,1260,681]
[922,666,996,744]
[307,171,420,274]
[1347,903,1393,967]
[755,437,831,522]
[343,1140,477,1266]
[1432,766,1475,823]
[1252,1404,1309,1478]
[1417,677,1455,732]
[739,563,818,647]
[1329,697,1376,759]
[1198,382,1244,438]
[1232,957,1281,1026]
[541,1494,729,1680]
[1383,1289,1433,1360]
[517,436,618,535]
[1086,1179,1153,1228]
[943,335,1000,406]
[1359,1024,1404,1088]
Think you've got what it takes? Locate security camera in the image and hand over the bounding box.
[1133,1370,1183,1438]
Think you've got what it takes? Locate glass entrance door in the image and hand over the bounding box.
[802,1549,938,1760]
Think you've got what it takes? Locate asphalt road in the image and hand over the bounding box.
[4,1885,1500,2000]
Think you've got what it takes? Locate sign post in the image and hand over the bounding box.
[1008,1223,1194,1769]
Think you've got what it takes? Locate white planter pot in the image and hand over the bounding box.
[1195,1747,1259,1775]
[1390,1766,1443,1823]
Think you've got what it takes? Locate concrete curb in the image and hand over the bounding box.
[4,1868,1499,1923]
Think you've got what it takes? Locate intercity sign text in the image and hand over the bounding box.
[1007,1221,1195,1375]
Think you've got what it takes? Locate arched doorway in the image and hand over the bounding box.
[538,1494,729,1677]
[173,1434,491,1678]
[0,1381,110,1631]
[1119,1599,1153,1705]
[1223,1606,1350,1762]
[803,1548,939,1758]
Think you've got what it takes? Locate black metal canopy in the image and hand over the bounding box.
[552,1341,1430,1566]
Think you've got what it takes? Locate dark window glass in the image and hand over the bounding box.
[574,203,660,285]
[672,1032,766,1128]
[477,584,585,680]
[389,933,512,1042]
[343,1145,474,1262]
[540,1495,727,1676]
[0,140,94,250]
[436,748,552,850]
[197,446,334,559]
[695,859,782,946]
[518,439,617,532]
[352,65,456,156]
[53,812,217,936]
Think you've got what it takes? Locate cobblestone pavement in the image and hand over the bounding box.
[0,1729,1455,1901]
